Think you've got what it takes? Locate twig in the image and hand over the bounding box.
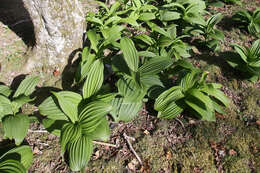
[93,141,117,148]
[28,129,48,133]
[123,133,142,165]
[175,118,185,128]
[38,142,49,146]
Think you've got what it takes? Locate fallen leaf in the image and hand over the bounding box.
[144,130,150,135]
[228,149,237,156]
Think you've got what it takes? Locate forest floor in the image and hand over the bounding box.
[0,0,260,172]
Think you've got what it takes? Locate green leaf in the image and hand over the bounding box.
[76,53,96,83]
[82,59,104,99]
[116,77,146,102]
[139,13,156,21]
[11,96,33,115]
[102,25,125,45]
[138,51,157,58]
[159,10,181,21]
[0,95,13,119]
[79,101,112,134]
[42,119,67,136]
[250,39,260,57]
[87,117,110,141]
[120,37,139,72]
[0,85,12,97]
[232,44,248,63]
[110,97,142,122]
[87,30,99,53]
[134,34,155,46]
[0,146,33,170]
[158,102,184,119]
[133,0,142,8]
[201,85,229,107]
[60,123,82,155]
[154,86,184,111]
[67,136,93,172]
[108,2,121,16]
[147,22,171,38]
[104,16,122,26]
[139,56,173,75]
[86,16,103,26]
[38,95,68,121]
[52,91,82,123]
[249,60,260,67]
[13,76,40,98]
[3,114,30,145]
[207,13,223,30]
[0,160,26,173]
[180,71,199,92]
[111,55,131,76]
[185,90,215,121]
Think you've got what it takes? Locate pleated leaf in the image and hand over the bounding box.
[116,77,146,102]
[3,114,30,145]
[110,97,142,122]
[0,146,33,170]
[87,117,110,141]
[11,95,33,114]
[154,86,184,111]
[158,102,184,119]
[139,56,173,75]
[120,37,139,72]
[67,136,93,172]
[185,90,215,121]
[159,10,181,21]
[201,86,229,107]
[0,85,12,97]
[38,95,68,121]
[42,119,67,136]
[180,71,198,92]
[60,123,82,155]
[13,76,40,98]
[0,160,26,173]
[79,101,112,133]
[232,44,248,63]
[83,59,104,99]
[52,91,82,123]
[87,30,99,53]
[0,95,13,119]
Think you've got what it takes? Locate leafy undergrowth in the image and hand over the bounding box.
[0,0,260,172]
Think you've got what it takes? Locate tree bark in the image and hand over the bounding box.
[22,0,85,72]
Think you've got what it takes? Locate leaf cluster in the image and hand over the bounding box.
[226,39,260,82]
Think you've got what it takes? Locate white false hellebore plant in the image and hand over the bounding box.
[0,75,39,146]
[39,59,113,171]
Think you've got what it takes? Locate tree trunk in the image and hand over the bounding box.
[22,0,85,72]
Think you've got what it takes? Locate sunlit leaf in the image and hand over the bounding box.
[67,136,93,171]
[0,146,33,170]
[3,114,30,145]
[110,97,142,122]
[79,101,112,133]
[83,59,104,99]
[13,76,39,98]
[52,91,82,123]
[0,85,12,97]
[120,37,139,72]
[60,123,82,155]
